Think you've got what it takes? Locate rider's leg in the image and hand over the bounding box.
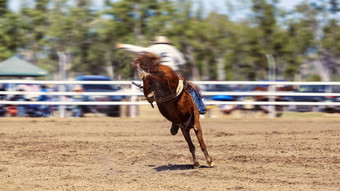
[188,87,207,115]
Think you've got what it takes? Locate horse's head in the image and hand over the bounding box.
[132,53,180,103]
[131,53,161,79]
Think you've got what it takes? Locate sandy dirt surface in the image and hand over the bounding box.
[0,115,339,191]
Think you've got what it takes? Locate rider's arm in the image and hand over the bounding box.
[116,44,155,55]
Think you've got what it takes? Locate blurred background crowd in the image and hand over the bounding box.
[1,81,339,118]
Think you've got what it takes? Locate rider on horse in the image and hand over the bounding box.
[116,36,207,116]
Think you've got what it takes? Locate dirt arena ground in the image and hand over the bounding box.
[0,112,339,190]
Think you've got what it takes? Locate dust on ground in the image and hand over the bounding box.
[0,114,339,191]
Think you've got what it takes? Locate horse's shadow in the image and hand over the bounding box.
[148,164,209,172]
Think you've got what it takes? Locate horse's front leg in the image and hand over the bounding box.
[181,128,200,168]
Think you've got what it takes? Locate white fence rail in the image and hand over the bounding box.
[0,80,340,106]
[1,91,340,97]
[2,80,340,85]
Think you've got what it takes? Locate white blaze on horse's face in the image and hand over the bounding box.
[139,72,144,79]
[136,63,149,79]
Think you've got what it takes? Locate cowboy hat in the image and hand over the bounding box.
[153,36,171,44]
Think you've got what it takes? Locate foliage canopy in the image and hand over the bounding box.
[0,0,339,81]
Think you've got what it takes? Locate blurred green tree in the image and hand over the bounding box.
[0,0,338,81]
[0,0,26,60]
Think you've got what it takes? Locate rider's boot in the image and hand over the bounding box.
[170,123,179,135]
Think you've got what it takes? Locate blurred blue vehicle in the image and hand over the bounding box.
[283,85,337,112]
[75,75,123,117]
[201,84,238,101]
[200,84,238,114]
[323,85,340,113]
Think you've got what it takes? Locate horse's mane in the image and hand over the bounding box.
[131,53,161,73]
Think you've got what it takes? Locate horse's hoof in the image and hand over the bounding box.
[194,161,200,168]
[208,161,215,168]
[170,124,179,135]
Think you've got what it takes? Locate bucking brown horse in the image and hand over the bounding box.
[132,53,214,168]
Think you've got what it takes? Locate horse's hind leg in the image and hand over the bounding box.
[193,115,214,167]
[181,128,200,168]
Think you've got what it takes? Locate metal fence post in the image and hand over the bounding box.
[130,83,138,117]
[266,54,276,118]
[57,52,67,118]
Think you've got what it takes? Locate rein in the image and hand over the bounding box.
[153,79,184,103]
